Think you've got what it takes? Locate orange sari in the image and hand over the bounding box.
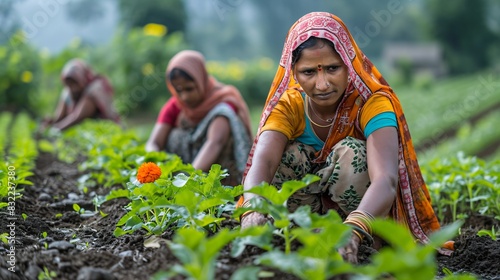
[243,12,452,255]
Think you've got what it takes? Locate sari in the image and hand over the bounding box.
[243,12,452,255]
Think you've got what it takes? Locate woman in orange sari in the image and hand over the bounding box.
[239,12,452,263]
[146,50,253,186]
[43,59,120,131]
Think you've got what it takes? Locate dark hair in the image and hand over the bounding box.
[168,68,194,81]
[291,37,336,66]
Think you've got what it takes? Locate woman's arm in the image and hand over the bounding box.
[340,126,399,263]
[191,116,231,172]
[243,130,288,201]
[52,95,97,130]
[240,130,288,228]
[358,126,399,217]
[145,123,172,152]
[52,98,68,123]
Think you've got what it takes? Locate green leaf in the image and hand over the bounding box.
[256,251,310,279]
[198,197,226,213]
[371,219,417,251]
[230,225,274,257]
[428,220,464,248]
[230,266,261,280]
[105,189,131,201]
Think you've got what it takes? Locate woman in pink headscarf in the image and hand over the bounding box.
[43,58,120,131]
[146,50,253,186]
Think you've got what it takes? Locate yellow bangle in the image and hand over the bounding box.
[237,199,254,221]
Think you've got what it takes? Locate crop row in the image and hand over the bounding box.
[0,112,38,209]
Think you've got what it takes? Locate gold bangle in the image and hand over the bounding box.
[240,210,255,221]
[237,199,254,221]
[352,229,364,241]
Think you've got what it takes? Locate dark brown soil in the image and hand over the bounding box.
[1,151,499,280]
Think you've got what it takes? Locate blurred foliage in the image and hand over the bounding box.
[0,31,41,115]
[87,26,188,117]
[117,0,186,34]
[424,0,500,75]
[206,57,276,108]
[0,23,278,121]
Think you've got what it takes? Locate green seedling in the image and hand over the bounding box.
[234,174,318,253]
[256,211,355,280]
[38,266,57,280]
[160,227,241,280]
[0,233,9,244]
[356,219,464,279]
[72,203,85,215]
[477,226,499,241]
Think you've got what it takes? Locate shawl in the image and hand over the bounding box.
[165,50,253,138]
[61,59,112,93]
[243,12,451,255]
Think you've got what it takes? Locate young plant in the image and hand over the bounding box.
[255,210,355,280]
[155,227,240,280]
[234,174,319,254]
[477,226,499,241]
[357,219,464,279]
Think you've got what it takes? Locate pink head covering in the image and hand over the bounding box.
[165,50,252,137]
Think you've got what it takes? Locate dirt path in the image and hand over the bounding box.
[1,151,499,279]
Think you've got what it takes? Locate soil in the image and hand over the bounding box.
[1,151,500,280]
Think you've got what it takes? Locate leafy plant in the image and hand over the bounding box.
[234,174,318,253]
[424,152,500,222]
[37,266,57,280]
[158,228,240,280]
[477,226,499,241]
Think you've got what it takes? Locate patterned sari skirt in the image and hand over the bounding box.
[272,136,371,217]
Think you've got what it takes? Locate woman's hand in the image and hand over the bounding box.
[338,234,362,264]
[240,212,268,229]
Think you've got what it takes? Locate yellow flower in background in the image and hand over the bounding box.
[227,60,245,81]
[259,57,274,70]
[143,23,167,37]
[21,71,33,83]
[142,63,154,76]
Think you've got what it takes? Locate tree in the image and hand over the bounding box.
[425,0,500,75]
[117,0,187,33]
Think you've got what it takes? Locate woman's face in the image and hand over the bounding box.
[171,77,203,108]
[293,42,349,109]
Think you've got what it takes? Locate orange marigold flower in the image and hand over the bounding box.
[137,162,162,183]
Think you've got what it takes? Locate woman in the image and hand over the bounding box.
[43,59,120,131]
[145,50,253,186]
[239,12,452,263]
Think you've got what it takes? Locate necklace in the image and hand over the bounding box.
[308,96,334,122]
[305,96,333,128]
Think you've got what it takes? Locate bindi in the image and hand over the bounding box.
[317,64,322,71]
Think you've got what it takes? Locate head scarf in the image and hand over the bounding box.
[60,58,117,121]
[61,58,113,95]
[165,50,252,137]
[244,12,450,255]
